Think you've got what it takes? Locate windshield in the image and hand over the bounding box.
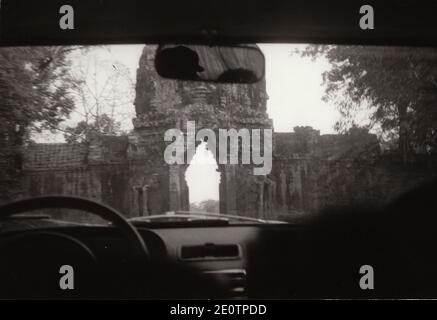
[1,44,436,225]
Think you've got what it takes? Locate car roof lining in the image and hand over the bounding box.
[1,0,437,47]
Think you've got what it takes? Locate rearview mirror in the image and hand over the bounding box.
[155,44,265,84]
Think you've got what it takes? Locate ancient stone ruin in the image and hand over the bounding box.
[14,46,437,221]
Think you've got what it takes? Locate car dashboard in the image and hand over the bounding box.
[0,219,314,299]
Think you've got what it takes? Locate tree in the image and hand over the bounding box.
[190,199,220,213]
[0,46,77,200]
[63,48,135,143]
[0,47,76,139]
[64,113,122,143]
[298,45,437,161]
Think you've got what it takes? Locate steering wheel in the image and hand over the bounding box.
[0,195,149,261]
[0,196,228,298]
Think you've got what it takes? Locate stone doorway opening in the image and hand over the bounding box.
[185,141,221,213]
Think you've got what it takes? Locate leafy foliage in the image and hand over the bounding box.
[190,199,220,213]
[63,113,123,143]
[0,47,76,136]
[298,45,437,157]
[0,46,76,200]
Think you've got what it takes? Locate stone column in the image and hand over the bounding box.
[257,179,264,219]
[180,164,190,211]
[225,165,237,215]
[132,184,150,217]
[132,186,140,216]
[219,165,237,215]
[169,165,181,211]
[280,169,287,210]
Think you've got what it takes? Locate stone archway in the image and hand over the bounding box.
[130,45,272,217]
[184,141,221,212]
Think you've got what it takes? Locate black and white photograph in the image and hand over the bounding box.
[1,0,437,307]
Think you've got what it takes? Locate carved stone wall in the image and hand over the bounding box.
[130,45,273,216]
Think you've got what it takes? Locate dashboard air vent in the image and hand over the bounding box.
[180,243,240,260]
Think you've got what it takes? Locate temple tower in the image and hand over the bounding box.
[130,45,273,217]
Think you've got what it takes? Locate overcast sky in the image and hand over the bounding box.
[105,43,338,134]
[260,44,338,133]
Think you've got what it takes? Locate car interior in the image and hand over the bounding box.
[1,0,437,299]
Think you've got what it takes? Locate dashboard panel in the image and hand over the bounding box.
[0,216,425,299]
